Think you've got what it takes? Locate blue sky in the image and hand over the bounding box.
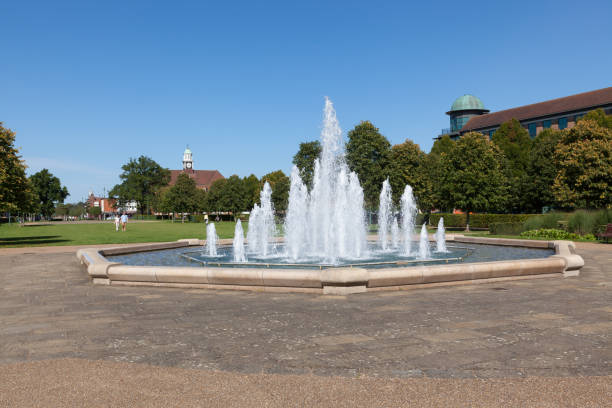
[1,0,611,203]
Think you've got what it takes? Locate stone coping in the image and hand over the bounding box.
[76,236,584,295]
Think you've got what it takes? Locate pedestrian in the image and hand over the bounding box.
[114,214,120,232]
[120,212,128,232]
[205,214,209,224]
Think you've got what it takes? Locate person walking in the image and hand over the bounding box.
[114,214,120,232]
[120,212,128,232]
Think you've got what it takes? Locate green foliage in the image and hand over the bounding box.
[88,206,101,217]
[261,170,290,212]
[578,108,612,130]
[524,129,563,212]
[242,174,260,210]
[388,140,433,211]
[221,175,248,217]
[0,123,35,213]
[292,141,321,188]
[429,213,537,229]
[489,222,524,235]
[161,173,200,217]
[552,120,612,209]
[437,133,509,226]
[204,178,227,213]
[523,212,565,231]
[29,169,69,218]
[346,121,391,210]
[429,135,454,156]
[568,210,598,235]
[110,156,170,215]
[520,229,593,241]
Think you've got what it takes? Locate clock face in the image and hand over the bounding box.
[186,162,192,169]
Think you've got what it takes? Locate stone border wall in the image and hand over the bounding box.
[76,236,584,295]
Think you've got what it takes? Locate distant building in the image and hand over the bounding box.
[168,147,224,191]
[438,87,612,140]
[87,193,137,215]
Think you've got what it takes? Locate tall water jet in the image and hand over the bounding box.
[233,219,247,262]
[378,178,392,251]
[284,166,309,261]
[435,217,448,253]
[247,182,277,257]
[418,223,431,259]
[390,216,399,249]
[205,222,218,256]
[400,185,417,255]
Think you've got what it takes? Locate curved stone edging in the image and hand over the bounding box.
[76,236,584,294]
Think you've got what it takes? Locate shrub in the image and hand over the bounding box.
[489,222,524,235]
[429,213,539,229]
[523,212,565,231]
[568,210,597,235]
[520,229,582,240]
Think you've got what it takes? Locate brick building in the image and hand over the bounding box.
[168,147,224,191]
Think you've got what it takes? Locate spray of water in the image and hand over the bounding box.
[435,217,448,253]
[233,219,247,262]
[390,216,399,249]
[246,182,277,257]
[418,223,431,259]
[400,185,417,255]
[378,178,392,251]
[205,222,218,256]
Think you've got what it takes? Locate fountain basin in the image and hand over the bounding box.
[77,236,583,294]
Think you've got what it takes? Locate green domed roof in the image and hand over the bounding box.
[450,95,486,112]
[184,147,192,154]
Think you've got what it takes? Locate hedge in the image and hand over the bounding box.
[489,222,524,235]
[429,213,539,229]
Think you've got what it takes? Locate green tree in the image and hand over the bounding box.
[578,108,612,130]
[430,134,455,156]
[29,169,69,218]
[427,135,456,211]
[242,174,261,210]
[220,175,247,219]
[161,173,199,222]
[68,202,86,218]
[261,170,290,212]
[292,141,321,188]
[492,119,532,212]
[205,178,227,214]
[88,205,101,218]
[438,132,509,230]
[0,122,34,214]
[345,121,391,210]
[524,129,563,212]
[552,120,612,209]
[110,156,170,215]
[388,140,433,211]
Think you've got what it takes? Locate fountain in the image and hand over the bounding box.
[435,217,448,253]
[418,223,431,259]
[400,185,417,256]
[378,178,392,251]
[233,219,247,262]
[390,217,399,249]
[246,182,277,257]
[205,222,218,256]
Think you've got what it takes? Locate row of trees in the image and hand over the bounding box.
[1,122,69,219]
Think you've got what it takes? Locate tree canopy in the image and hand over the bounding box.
[292,141,321,188]
[29,169,69,218]
[161,173,200,219]
[0,122,33,213]
[524,128,563,212]
[346,121,391,210]
[388,140,433,211]
[110,156,170,215]
[261,170,290,212]
[579,108,612,130]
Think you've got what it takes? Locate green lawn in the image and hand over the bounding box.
[0,221,242,248]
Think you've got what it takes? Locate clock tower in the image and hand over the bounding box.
[182,146,193,171]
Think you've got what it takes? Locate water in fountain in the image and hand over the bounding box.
[233,219,247,262]
[418,223,431,259]
[284,97,367,263]
[435,217,448,253]
[400,185,417,255]
[205,222,218,256]
[246,182,277,257]
[378,178,392,251]
[390,216,399,249]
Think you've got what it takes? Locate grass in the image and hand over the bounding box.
[0,221,242,248]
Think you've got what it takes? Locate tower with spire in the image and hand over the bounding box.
[182,146,193,172]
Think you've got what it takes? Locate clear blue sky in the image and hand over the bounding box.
[2,0,611,203]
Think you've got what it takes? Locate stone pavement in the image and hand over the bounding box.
[0,243,611,406]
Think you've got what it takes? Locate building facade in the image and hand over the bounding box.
[439,87,612,140]
[168,147,224,191]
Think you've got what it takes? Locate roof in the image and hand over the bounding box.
[461,87,612,132]
[169,169,224,189]
[449,94,486,112]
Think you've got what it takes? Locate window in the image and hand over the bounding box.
[558,117,567,129]
[528,123,537,138]
[543,120,551,129]
[489,129,495,138]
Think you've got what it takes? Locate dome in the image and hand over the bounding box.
[184,147,192,154]
[449,95,486,112]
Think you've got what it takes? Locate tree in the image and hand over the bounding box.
[220,175,247,219]
[438,132,509,230]
[29,169,69,218]
[578,108,612,130]
[242,174,261,210]
[261,170,290,212]
[492,119,532,212]
[552,120,612,209]
[430,134,455,156]
[388,140,433,211]
[110,156,170,215]
[88,205,101,218]
[345,121,392,210]
[524,129,563,212]
[161,173,199,222]
[205,178,227,213]
[427,135,456,211]
[292,141,321,188]
[0,122,34,214]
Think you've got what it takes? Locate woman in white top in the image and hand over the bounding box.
[114,214,120,231]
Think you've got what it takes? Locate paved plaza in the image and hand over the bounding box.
[0,243,611,406]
